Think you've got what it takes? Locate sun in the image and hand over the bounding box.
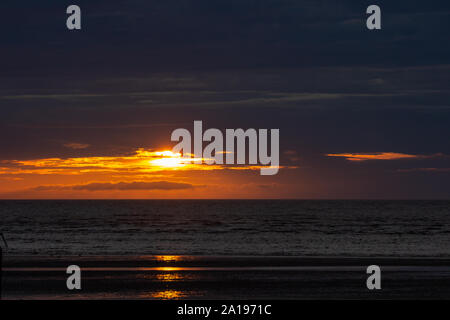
[149,151,186,168]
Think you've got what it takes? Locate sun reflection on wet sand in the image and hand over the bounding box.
[156,273,184,281]
[151,267,184,271]
[149,290,185,299]
[155,255,182,262]
[144,257,190,299]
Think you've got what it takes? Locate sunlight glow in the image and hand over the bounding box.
[0,148,289,177]
[150,151,185,168]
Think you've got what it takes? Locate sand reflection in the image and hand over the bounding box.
[155,255,182,262]
[156,272,185,281]
[150,290,185,299]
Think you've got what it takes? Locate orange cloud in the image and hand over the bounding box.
[30,181,199,191]
[0,148,289,176]
[0,148,296,198]
[326,152,443,161]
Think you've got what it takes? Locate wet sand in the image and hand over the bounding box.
[2,255,450,299]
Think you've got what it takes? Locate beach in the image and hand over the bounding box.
[3,255,450,299]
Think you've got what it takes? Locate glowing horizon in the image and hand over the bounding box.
[0,148,292,199]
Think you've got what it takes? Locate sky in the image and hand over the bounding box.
[1,0,450,199]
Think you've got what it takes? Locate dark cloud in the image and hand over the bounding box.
[1,1,450,198]
[397,168,450,173]
[1,0,450,76]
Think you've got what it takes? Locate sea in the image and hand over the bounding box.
[1,200,449,257]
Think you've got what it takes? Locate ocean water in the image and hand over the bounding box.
[1,200,449,257]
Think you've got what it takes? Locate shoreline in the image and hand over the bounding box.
[4,255,450,266]
[2,255,450,299]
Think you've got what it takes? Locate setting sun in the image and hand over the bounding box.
[150,151,185,168]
